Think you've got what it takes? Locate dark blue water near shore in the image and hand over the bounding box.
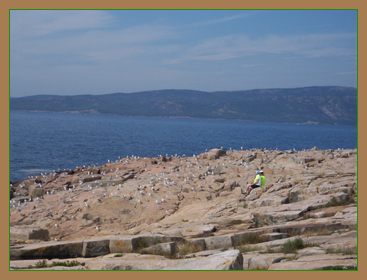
[10,111,357,182]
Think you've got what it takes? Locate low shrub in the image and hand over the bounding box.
[27,260,48,269]
[281,238,305,254]
[51,260,80,267]
[35,260,48,268]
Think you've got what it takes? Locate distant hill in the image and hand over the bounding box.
[10,86,357,125]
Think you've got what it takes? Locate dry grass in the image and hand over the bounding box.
[326,247,356,255]
[177,242,204,256]
[235,233,268,247]
[239,245,263,254]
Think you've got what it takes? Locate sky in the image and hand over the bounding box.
[10,9,357,97]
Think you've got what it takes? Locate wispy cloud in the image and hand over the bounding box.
[11,18,177,64]
[10,10,113,38]
[189,14,250,27]
[165,32,357,64]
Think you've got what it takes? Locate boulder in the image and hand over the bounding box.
[242,253,285,270]
[28,185,45,199]
[142,242,178,256]
[201,149,226,160]
[10,226,49,241]
[82,176,102,183]
[82,238,110,257]
[204,234,234,250]
[10,241,83,260]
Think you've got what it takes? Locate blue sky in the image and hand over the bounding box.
[10,9,357,97]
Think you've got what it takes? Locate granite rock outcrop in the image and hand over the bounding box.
[10,148,357,270]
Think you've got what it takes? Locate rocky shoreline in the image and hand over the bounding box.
[10,147,357,270]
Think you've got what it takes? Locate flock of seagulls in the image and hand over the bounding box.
[11,146,350,241]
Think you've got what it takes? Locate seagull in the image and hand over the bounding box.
[96,226,101,231]
[55,223,59,227]
[166,210,170,215]
[161,198,166,202]
[156,200,161,204]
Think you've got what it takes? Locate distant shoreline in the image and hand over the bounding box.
[10,109,356,127]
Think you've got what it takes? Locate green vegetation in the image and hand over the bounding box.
[281,238,305,254]
[326,247,356,255]
[34,260,47,268]
[322,266,357,270]
[51,260,80,267]
[325,196,355,207]
[27,259,80,269]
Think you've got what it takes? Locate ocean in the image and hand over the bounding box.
[10,111,357,182]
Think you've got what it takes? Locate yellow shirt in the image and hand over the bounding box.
[253,174,260,185]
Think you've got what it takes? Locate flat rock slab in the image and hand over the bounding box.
[10,240,83,260]
[268,254,357,270]
[185,250,223,258]
[165,249,244,270]
[84,253,191,270]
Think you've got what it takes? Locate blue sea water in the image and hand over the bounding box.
[10,111,357,182]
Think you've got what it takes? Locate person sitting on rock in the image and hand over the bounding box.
[245,170,265,195]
